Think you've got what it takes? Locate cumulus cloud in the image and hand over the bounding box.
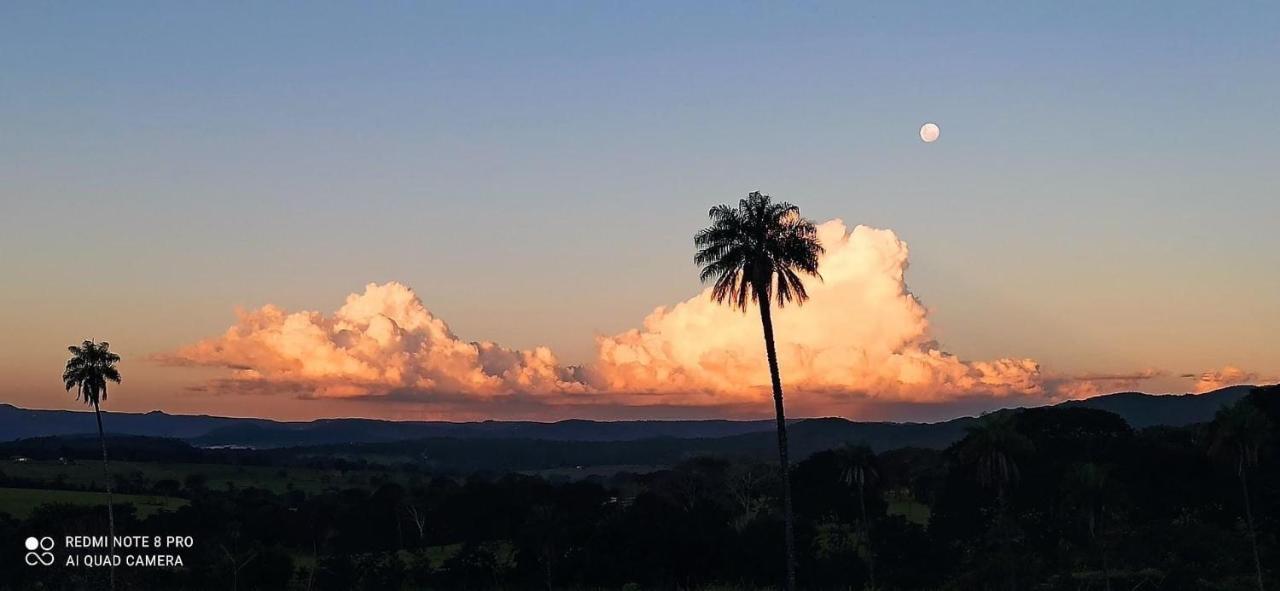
[591,221,1044,404]
[160,282,586,400]
[1187,366,1260,393]
[163,220,1188,415]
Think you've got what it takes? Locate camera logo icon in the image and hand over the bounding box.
[24,536,55,566]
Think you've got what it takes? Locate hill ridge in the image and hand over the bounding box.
[2,385,1262,447]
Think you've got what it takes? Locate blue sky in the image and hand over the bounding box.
[2,2,1277,419]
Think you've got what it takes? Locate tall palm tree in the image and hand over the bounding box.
[1209,400,1271,591]
[695,191,823,591]
[63,340,122,590]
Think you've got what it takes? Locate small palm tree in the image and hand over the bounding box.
[1065,462,1112,591]
[838,445,880,588]
[957,413,1033,591]
[1209,400,1271,591]
[959,413,1032,506]
[695,191,823,591]
[63,340,122,590]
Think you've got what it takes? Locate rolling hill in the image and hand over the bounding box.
[0,385,1259,450]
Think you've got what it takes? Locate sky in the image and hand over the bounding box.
[2,2,1278,422]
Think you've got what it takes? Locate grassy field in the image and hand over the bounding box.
[521,464,666,480]
[2,458,663,498]
[0,486,188,519]
[885,490,932,526]
[1,459,405,494]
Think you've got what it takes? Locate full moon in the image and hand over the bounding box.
[920,122,940,143]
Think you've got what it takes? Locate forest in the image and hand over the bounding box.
[1,385,1276,590]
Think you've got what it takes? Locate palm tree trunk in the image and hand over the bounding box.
[859,483,875,588]
[1088,506,1112,591]
[306,538,318,591]
[1240,467,1265,591]
[94,402,117,591]
[757,296,796,591]
[996,488,1016,591]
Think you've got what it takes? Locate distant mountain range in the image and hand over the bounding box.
[1056,386,1256,428]
[0,386,1258,451]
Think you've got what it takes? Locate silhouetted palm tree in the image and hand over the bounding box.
[1209,400,1271,591]
[959,413,1031,506]
[838,444,880,588]
[695,191,823,591]
[1065,462,1112,591]
[63,340,121,590]
[958,413,1032,591]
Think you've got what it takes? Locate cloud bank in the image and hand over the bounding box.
[1047,370,1165,400]
[161,220,1246,417]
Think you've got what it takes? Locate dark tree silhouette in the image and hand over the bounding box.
[1064,462,1112,591]
[837,444,880,588]
[694,191,823,591]
[63,339,122,590]
[1210,400,1272,591]
[957,413,1033,591]
[958,413,1032,506]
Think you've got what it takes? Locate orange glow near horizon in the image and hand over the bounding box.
[133,220,1272,421]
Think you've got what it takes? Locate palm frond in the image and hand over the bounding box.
[62,340,122,407]
[694,191,823,313]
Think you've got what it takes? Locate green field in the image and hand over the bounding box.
[0,487,188,519]
[2,458,658,498]
[1,459,404,494]
[522,464,666,479]
[885,491,932,526]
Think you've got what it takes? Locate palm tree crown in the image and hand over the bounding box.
[1210,400,1272,475]
[694,191,823,311]
[959,413,1033,496]
[63,340,122,407]
[1208,400,1272,591]
[837,444,880,493]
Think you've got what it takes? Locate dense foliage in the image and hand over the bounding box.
[1,387,1276,590]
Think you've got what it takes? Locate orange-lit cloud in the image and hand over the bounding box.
[1188,365,1260,393]
[591,221,1043,404]
[1048,369,1165,400]
[161,221,1181,415]
[159,282,587,400]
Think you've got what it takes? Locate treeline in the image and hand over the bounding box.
[0,418,974,474]
[1,386,1276,590]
